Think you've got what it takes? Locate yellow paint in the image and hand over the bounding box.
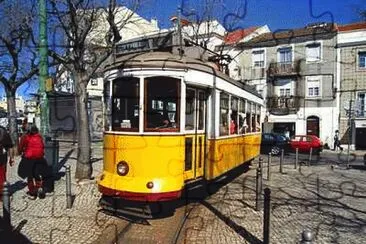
[98,132,261,194]
[205,133,261,180]
[99,134,185,194]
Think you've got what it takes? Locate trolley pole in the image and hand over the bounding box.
[39,0,50,137]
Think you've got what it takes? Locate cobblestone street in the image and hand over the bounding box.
[2,145,366,243]
[182,156,366,244]
[1,142,129,244]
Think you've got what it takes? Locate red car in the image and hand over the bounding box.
[289,135,323,154]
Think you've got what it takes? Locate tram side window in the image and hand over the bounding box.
[112,78,139,131]
[238,99,246,134]
[219,93,229,136]
[185,89,195,130]
[251,103,256,132]
[145,77,179,131]
[246,102,252,133]
[230,97,238,135]
[104,80,112,131]
[256,105,261,132]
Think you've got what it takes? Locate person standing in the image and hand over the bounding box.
[0,126,14,197]
[18,125,47,199]
[333,130,343,151]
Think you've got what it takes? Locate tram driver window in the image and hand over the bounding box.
[220,93,229,136]
[145,77,180,131]
[112,78,139,131]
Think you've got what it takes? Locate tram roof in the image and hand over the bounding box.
[104,51,262,99]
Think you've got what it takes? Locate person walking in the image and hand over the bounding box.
[0,126,14,197]
[18,125,47,199]
[333,130,343,151]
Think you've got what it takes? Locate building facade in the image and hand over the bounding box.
[337,22,366,149]
[238,23,339,146]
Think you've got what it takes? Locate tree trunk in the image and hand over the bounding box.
[74,74,92,180]
[6,90,19,148]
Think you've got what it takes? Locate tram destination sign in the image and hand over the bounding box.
[116,32,174,55]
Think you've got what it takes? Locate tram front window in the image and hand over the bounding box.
[112,78,139,131]
[145,77,180,131]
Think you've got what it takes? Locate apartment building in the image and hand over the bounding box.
[237,23,338,146]
[337,22,366,149]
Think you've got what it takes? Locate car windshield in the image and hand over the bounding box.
[275,135,287,141]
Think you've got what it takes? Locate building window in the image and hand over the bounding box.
[306,77,321,97]
[91,79,98,86]
[278,47,292,63]
[359,51,366,69]
[274,79,293,97]
[252,50,265,67]
[306,43,321,62]
[357,92,365,117]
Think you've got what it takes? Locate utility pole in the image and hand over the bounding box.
[177,5,183,57]
[39,0,49,136]
[347,99,353,166]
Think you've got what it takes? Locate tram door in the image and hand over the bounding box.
[184,88,206,181]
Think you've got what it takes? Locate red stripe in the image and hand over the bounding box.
[98,185,181,202]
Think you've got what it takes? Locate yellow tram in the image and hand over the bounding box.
[98,37,263,202]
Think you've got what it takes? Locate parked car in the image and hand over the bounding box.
[260,133,290,156]
[289,135,323,154]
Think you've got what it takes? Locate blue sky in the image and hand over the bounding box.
[4,0,366,100]
[140,0,365,31]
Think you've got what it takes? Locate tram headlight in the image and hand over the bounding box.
[116,161,129,176]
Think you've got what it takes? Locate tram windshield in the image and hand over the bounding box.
[145,76,180,132]
[111,77,140,131]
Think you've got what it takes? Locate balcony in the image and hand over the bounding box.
[268,62,299,77]
[267,96,301,115]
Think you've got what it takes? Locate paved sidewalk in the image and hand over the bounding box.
[0,142,126,243]
[181,158,366,243]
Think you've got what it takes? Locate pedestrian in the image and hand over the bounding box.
[0,126,15,197]
[18,125,47,199]
[333,130,343,151]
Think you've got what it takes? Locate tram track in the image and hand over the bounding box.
[102,199,201,244]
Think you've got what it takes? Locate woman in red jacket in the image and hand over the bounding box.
[18,125,47,199]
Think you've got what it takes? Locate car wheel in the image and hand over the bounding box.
[271,146,280,156]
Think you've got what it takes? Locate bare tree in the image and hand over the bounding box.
[48,0,141,180]
[0,0,38,146]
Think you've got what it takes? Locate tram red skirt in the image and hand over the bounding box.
[18,157,49,179]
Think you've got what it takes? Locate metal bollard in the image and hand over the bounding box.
[267,153,272,181]
[263,188,271,244]
[280,149,284,173]
[308,148,313,166]
[65,165,72,209]
[295,148,299,169]
[255,166,262,211]
[3,181,11,229]
[259,157,263,174]
[300,229,313,244]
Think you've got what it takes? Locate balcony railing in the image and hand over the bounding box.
[268,62,299,77]
[267,96,300,115]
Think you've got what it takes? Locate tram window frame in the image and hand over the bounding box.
[219,93,229,136]
[230,96,238,135]
[144,76,180,132]
[111,77,140,132]
[238,99,246,134]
